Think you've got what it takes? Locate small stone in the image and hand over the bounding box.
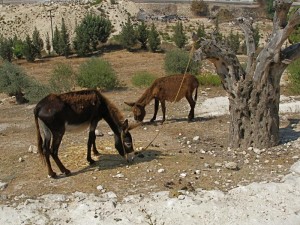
[194,170,201,175]
[253,148,261,154]
[180,173,187,178]
[215,163,222,167]
[158,168,165,173]
[204,163,211,168]
[95,129,104,136]
[18,157,24,162]
[0,181,8,191]
[96,185,104,191]
[192,136,200,142]
[28,145,38,153]
[225,162,239,170]
[114,173,124,178]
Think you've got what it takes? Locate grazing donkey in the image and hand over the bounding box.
[125,74,199,123]
[34,89,137,178]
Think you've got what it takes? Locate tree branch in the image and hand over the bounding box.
[273,0,293,33]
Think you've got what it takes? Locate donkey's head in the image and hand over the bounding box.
[124,102,146,122]
[115,119,138,162]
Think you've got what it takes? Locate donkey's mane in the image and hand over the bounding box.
[100,92,125,126]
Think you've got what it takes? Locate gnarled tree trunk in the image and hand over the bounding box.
[194,0,300,148]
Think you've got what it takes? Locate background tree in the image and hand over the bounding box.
[137,21,148,50]
[46,32,51,55]
[253,24,261,49]
[193,0,300,148]
[12,35,24,59]
[53,26,62,55]
[59,18,71,58]
[73,14,112,56]
[22,34,36,62]
[148,23,161,52]
[0,37,13,62]
[196,23,206,39]
[119,16,137,51]
[173,21,187,49]
[225,30,240,54]
[32,27,44,58]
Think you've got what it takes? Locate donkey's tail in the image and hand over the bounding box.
[34,107,45,164]
[194,85,198,102]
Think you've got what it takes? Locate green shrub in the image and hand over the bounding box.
[77,57,118,90]
[24,81,51,103]
[197,72,222,86]
[164,49,200,75]
[49,63,76,93]
[287,59,300,94]
[131,71,156,87]
[0,61,49,103]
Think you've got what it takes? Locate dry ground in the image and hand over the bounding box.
[0,51,299,203]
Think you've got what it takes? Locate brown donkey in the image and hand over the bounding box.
[34,89,137,178]
[125,74,199,123]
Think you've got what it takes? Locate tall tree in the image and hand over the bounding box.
[119,16,137,51]
[46,32,51,55]
[137,21,148,50]
[22,35,36,62]
[173,21,187,49]
[0,37,13,62]
[73,14,112,56]
[193,0,300,148]
[148,23,161,52]
[59,18,71,58]
[53,26,62,55]
[32,27,44,58]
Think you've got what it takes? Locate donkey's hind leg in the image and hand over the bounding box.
[87,120,99,164]
[42,126,57,178]
[51,130,71,176]
[186,94,196,121]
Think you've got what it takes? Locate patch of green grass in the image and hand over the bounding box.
[131,71,157,87]
[287,59,300,94]
[197,72,222,86]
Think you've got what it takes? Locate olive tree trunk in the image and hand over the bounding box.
[194,0,300,148]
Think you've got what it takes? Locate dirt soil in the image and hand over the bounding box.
[0,51,300,203]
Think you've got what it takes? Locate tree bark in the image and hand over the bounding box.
[193,0,300,148]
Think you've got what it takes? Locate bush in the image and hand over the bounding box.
[197,72,222,86]
[164,49,200,75]
[77,57,118,90]
[131,71,156,87]
[49,63,76,93]
[287,59,300,94]
[0,37,13,62]
[0,61,49,103]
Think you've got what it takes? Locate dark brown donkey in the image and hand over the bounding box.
[125,74,199,123]
[34,89,137,178]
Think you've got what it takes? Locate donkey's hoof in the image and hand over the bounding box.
[88,159,96,165]
[93,151,100,156]
[64,169,71,176]
[47,172,57,178]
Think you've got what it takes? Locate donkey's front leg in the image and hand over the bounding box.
[150,99,159,122]
[160,100,166,124]
[87,130,96,164]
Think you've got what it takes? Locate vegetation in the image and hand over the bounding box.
[164,49,200,75]
[287,59,300,94]
[22,34,37,62]
[225,30,240,54]
[73,14,112,56]
[0,62,49,103]
[137,21,148,50]
[173,22,187,49]
[0,36,13,62]
[49,63,76,93]
[45,32,51,55]
[32,27,44,59]
[119,16,137,51]
[197,72,222,86]
[76,57,118,90]
[148,23,161,52]
[12,36,24,59]
[131,71,156,87]
[59,18,71,57]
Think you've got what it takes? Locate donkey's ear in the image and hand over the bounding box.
[124,101,135,107]
[122,119,129,132]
